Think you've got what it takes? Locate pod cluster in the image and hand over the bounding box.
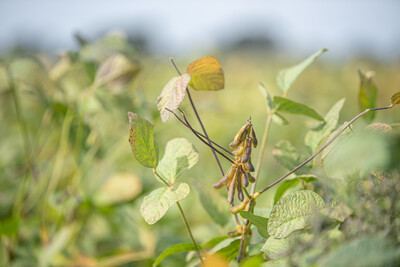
[213,119,258,204]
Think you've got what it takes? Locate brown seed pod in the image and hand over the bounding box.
[229,199,250,214]
[237,182,244,201]
[232,143,245,157]
[241,138,252,163]
[227,168,239,204]
[229,122,250,149]
[245,159,255,172]
[244,172,256,183]
[241,170,249,187]
[213,165,236,189]
[251,127,258,148]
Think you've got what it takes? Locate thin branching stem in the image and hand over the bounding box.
[177,108,236,164]
[166,108,234,157]
[257,105,393,195]
[169,57,225,175]
[153,169,204,264]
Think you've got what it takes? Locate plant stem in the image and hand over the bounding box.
[167,108,234,157]
[176,202,204,265]
[176,108,235,164]
[153,169,203,264]
[169,57,225,175]
[256,105,393,196]
[251,112,273,194]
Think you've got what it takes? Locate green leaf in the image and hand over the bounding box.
[277,48,327,93]
[153,243,199,266]
[156,74,191,123]
[186,56,224,90]
[273,140,310,174]
[192,181,230,227]
[140,183,190,224]
[274,96,324,121]
[268,190,325,238]
[93,173,142,206]
[305,98,346,153]
[128,112,159,168]
[358,70,378,122]
[391,91,400,106]
[240,255,264,267]
[202,236,230,248]
[272,113,289,125]
[319,235,400,267]
[261,236,289,260]
[258,82,274,111]
[156,138,199,184]
[95,53,140,92]
[240,211,269,239]
[273,176,317,204]
[215,239,241,261]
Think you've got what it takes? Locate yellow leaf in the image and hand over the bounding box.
[186,56,224,90]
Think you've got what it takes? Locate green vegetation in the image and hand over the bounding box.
[1,34,400,266]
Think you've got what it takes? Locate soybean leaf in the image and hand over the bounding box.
[240,211,269,239]
[272,113,289,125]
[93,173,142,206]
[273,176,317,204]
[258,82,274,111]
[391,91,400,106]
[358,70,378,122]
[274,96,324,121]
[156,138,199,184]
[240,255,264,267]
[215,239,241,261]
[202,236,230,248]
[192,181,230,227]
[128,112,159,168]
[153,243,199,266]
[140,183,190,224]
[305,98,345,153]
[277,48,327,93]
[156,74,191,123]
[95,53,140,92]
[319,235,400,267]
[268,190,325,238]
[186,56,224,90]
[273,140,310,174]
[261,236,289,260]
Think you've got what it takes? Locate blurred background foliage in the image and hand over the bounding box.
[0,31,399,266]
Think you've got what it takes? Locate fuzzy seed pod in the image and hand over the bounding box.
[245,159,255,172]
[241,170,249,187]
[227,168,239,204]
[229,123,250,149]
[251,127,258,148]
[213,165,236,189]
[232,143,245,157]
[244,172,256,183]
[229,199,250,214]
[241,138,252,163]
[237,182,244,201]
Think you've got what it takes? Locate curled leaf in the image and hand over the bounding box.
[156,74,191,123]
[186,56,224,90]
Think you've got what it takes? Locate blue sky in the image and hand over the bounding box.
[1,0,399,59]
